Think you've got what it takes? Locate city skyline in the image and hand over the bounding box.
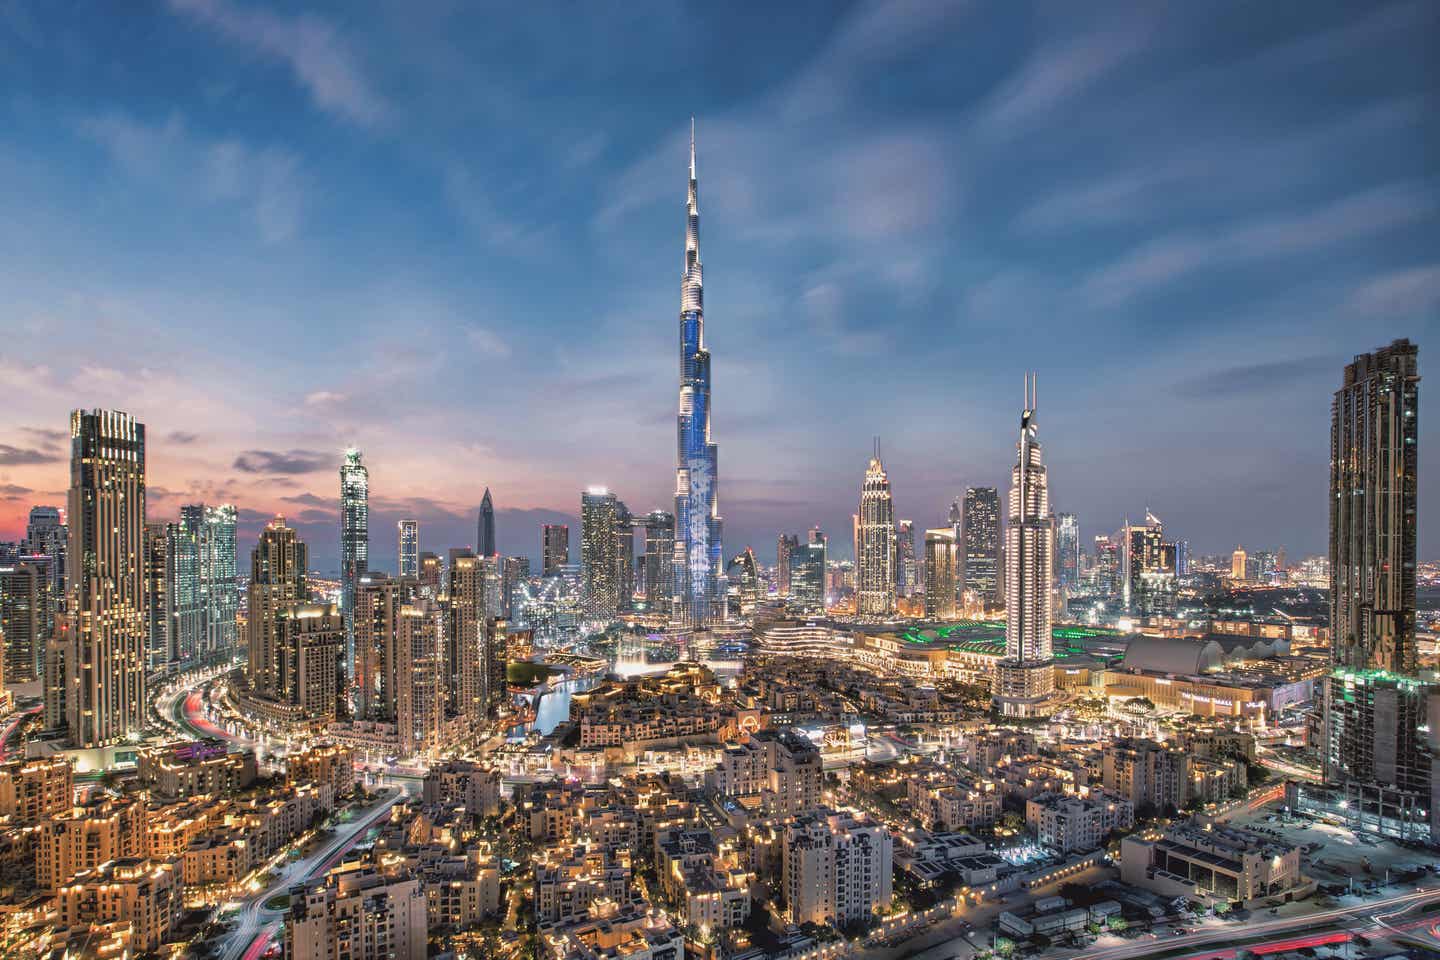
[1,1,1438,571]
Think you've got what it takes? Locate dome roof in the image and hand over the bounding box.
[1119,635,1224,675]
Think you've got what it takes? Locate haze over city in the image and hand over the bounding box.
[2,0,1436,569]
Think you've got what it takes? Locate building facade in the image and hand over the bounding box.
[962,487,1001,608]
[477,488,496,557]
[923,528,958,619]
[246,517,309,702]
[541,523,568,577]
[856,447,897,619]
[398,519,419,578]
[581,489,621,616]
[340,448,369,683]
[55,409,148,747]
[994,376,1056,718]
[672,121,726,628]
[1055,513,1080,592]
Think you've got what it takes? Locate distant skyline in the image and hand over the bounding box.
[1,0,1436,569]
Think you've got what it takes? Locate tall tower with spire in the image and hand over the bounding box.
[477,488,496,556]
[673,119,725,628]
[856,439,896,618]
[994,374,1057,718]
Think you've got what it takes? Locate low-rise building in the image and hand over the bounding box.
[287,742,356,798]
[55,857,182,954]
[287,865,429,960]
[0,756,73,823]
[137,741,257,798]
[782,809,893,928]
[1120,824,1304,904]
[1025,791,1134,853]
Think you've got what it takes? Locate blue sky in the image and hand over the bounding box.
[0,0,1436,571]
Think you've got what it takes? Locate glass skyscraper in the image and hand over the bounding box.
[398,519,419,578]
[477,488,496,556]
[962,486,1001,608]
[1055,513,1080,591]
[340,448,369,685]
[856,444,896,618]
[672,120,725,628]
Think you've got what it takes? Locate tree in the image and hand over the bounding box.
[1107,917,1127,933]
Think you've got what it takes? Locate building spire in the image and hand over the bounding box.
[689,116,696,179]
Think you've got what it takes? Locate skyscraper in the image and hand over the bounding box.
[856,444,896,618]
[142,522,170,672]
[541,524,569,577]
[199,503,238,656]
[246,517,309,702]
[1230,546,1247,582]
[477,488,496,557]
[1322,339,1429,837]
[24,505,64,629]
[1055,513,1080,592]
[895,520,916,598]
[340,448,369,689]
[776,533,799,598]
[791,528,828,614]
[446,552,487,725]
[614,500,634,612]
[994,376,1056,718]
[0,560,43,683]
[55,409,148,746]
[170,507,203,662]
[581,488,620,615]
[923,528,958,619]
[672,120,725,628]
[502,556,530,618]
[961,487,1001,609]
[641,510,675,613]
[354,572,401,723]
[1123,511,1175,616]
[397,519,419,578]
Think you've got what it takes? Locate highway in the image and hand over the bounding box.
[219,787,402,960]
[1068,884,1440,960]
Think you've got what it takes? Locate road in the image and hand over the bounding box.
[0,705,40,759]
[218,788,402,960]
[1068,884,1440,960]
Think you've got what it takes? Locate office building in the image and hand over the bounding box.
[168,509,202,662]
[397,519,419,578]
[0,560,44,682]
[418,552,442,597]
[142,522,170,671]
[962,486,1001,608]
[1322,339,1431,837]
[672,121,726,628]
[856,443,896,618]
[791,528,827,614]
[640,510,674,613]
[53,409,147,747]
[1230,546,1247,582]
[923,528,958,619]
[477,487,496,556]
[246,517,309,701]
[1123,511,1176,616]
[541,523,569,576]
[994,376,1056,718]
[614,500,635,611]
[1056,513,1080,592]
[581,488,621,615]
[25,505,65,630]
[776,533,800,598]
[340,448,370,680]
[1092,534,1119,598]
[896,519,916,597]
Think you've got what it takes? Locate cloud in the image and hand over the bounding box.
[444,163,543,250]
[304,390,347,407]
[20,427,67,448]
[978,22,1152,139]
[281,491,330,507]
[79,111,304,244]
[466,327,511,358]
[1343,264,1440,318]
[1081,182,1437,307]
[233,448,330,474]
[168,0,388,127]
[1174,356,1336,399]
[166,430,200,444]
[0,444,61,466]
[0,483,34,498]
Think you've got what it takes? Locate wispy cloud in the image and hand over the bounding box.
[466,327,511,358]
[304,390,347,407]
[167,0,388,127]
[1343,263,1440,318]
[79,111,304,243]
[233,448,330,474]
[1174,356,1336,399]
[1082,182,1437,307]
[0,444,61,466]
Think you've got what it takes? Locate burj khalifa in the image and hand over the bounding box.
[673,120,725,627]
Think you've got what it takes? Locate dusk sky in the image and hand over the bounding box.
[0,0,1436,572]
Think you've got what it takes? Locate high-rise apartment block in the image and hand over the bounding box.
[782,810,893,928]
[580,489,620,615]
[340,448,370,681]
[0,560,44,683]
[541,523,569,577]
[397,519,419,578]
[51,410,148,747]
[246,517,309,701]
[1055,512,1080,592]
